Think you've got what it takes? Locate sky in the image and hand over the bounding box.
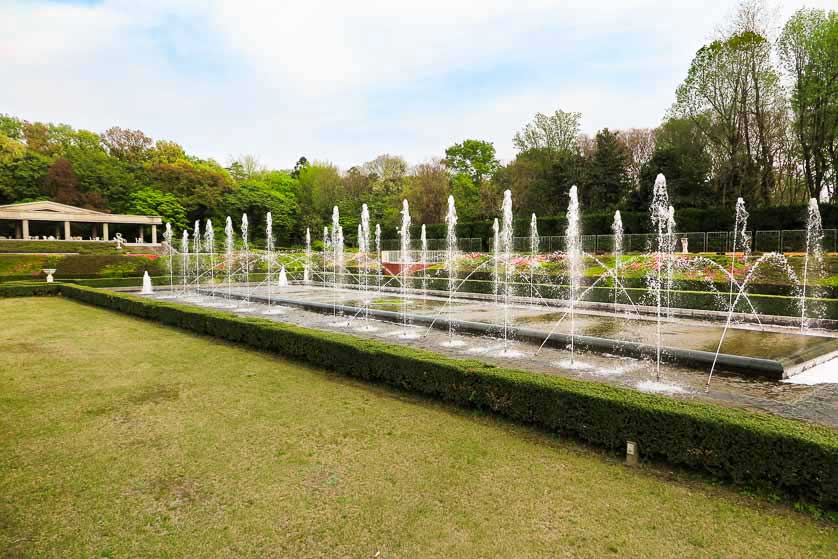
[1,0,833,170]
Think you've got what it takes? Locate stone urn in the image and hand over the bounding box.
[42,269,56,283]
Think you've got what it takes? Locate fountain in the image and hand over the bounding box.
[649,174,671,380]
[612,210,623,314]
[323,226,330,290]
[304,227,312,284]
[529,213,539,302]
[163,223,174,297]
[375,224,382,293]
[180,230,189,296]
[706,197,750,389]
[263,212,284,315]
[399,199,412,337]
[204,219,215,293]
[565,186,582,365]
[224,217,234,302]
[492,218,500,304]
[801,198,824,331]
[331,207,344,321]
[442,195,460,347]
[278,265,288,287]
[141,270,153,295]
[499,190,514,353]
[420,224,428,301]
[241,214,250,305]
[193,220,201,292]
[359,204,372,327]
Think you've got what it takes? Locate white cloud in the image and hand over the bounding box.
[1,0,834,169]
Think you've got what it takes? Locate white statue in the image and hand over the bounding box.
[42,268,56,283]
[114,232,125,250]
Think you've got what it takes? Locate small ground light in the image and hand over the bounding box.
[626,441,638,466]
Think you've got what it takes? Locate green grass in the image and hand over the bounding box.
[0,298,836,558]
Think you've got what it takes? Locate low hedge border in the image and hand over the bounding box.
[0,281,62,297]
[30,284,836,509]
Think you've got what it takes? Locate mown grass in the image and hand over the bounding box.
[0,297,836,558]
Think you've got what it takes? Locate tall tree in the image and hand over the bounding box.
[584,129,631,209]
[443,139,499,188]
[778,8,838,202]
[513,110,582,157]
[406,160,448,224]
[100,127,153,162]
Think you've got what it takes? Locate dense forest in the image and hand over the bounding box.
[0,4,835,243]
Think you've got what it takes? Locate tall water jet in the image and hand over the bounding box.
[265,212,275,311]
[323,226,330,289]
[492,218,500,304]
[500,190,514,352]
[400,199,411,336]
[163,223,174,294]
[241,214,250,303]
[529,213,539,302]
[192,220,201,292]
[566,186,582,365]
[331,207,343,318]
[360,204,371,323]
[375,224,382,293]
[224,217,234,300]
[181,230,190,296]
[420,224,428,300]
[665,205,676,317]
[141,270,153,295]
[612,210,623,314]
[204,219,215,292]
[445,195,458,345]
[801,198,824,331]
[304,227,312,284]
[649,174,671,380]
[707,197,750,389]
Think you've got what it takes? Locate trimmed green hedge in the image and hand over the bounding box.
[46,284,838,509]
[0,281,61,297]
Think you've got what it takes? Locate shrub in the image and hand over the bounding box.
[54,284,838,509]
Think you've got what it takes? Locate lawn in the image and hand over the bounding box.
[0,298,835,558]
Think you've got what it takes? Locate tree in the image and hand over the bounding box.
[291,156,309,179]
[129,188,189,230]
[363,154,408,195]
[100,127,153,162]
[0,135,49,204]
[778,8,838,202]
[618,128,657,187]
[584,129,631,209]
[637,118,712,209]
[222,171,299,244]
[406,160,448,224]
[147,159,235,222]
[443,140,499,188]
[0,114,23,140]
[513,110,582,157]
[296,162,342,234]
[149,140,187,165]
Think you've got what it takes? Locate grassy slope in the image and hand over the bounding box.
[0,298,835,558]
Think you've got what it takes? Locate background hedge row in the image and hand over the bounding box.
[13,284,831,510]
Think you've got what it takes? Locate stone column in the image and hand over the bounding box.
[64,221,71,240]
[15,221,21,239]
[102,223,109,241]
[22,219,29,239]
[138,225,144,243]
[151,224,157,244]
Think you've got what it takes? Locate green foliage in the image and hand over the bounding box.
[222,171,299,243]
[129,188,188,230]
[50,284,838,510]
[443,139,499,186]
[513,110,581,156]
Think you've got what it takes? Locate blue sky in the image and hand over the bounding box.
[1,0,832,169]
